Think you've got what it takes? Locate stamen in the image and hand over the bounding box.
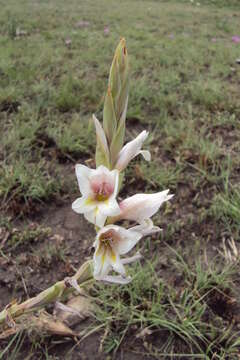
[91,178,114,202]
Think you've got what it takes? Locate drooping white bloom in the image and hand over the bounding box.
[93,222,160,283]
[114,190,174,224]
[114,130,151,171]
[72,165,120,228]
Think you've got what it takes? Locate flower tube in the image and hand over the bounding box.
[113,190,173,224]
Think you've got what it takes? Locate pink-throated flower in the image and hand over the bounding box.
[93,222,160,283]
[72,165,121,228]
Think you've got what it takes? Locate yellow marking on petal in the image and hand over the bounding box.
[110,248,116,263]
[101,251,106,266]
[94,207,99,214]
[84,197,95,206]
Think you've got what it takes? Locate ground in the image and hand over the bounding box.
[1,0,240,358]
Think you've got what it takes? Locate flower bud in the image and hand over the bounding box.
[105,38,129,166]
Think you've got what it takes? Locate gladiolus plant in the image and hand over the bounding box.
[0,39,173,333]
[72,38,173,283]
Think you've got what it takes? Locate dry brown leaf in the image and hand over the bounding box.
[32,311,76,337]
[55,293,93,327]
[0,327,19,339]
[0,311,76,339]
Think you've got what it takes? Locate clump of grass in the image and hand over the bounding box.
[55,76,82,113]
[92,252,240,357]
[4,223,51,252]
[186,79,226,111]
[139,161,182,191]
[6,16,17,39]
[55,75,102,113]
[3,114,41,158]
[47,115,95,159]
[0,86,20,113]
[211,185,240,229]
[0,159,62,213]
[164,119,223,170]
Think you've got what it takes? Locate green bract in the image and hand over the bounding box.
[96,38,129,169]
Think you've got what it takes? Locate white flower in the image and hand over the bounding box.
[114,130,151,171]
[114,190,174,223]
[72,165,121,228]
[93,222,160,283]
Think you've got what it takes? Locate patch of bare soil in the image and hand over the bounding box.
[0,100,21,113]
[0,202,95,309]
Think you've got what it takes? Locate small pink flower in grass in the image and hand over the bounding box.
[104,26,110,36]
[72,165,120,228]
[211,38,217,42]
[232,36,240,44]
[65,38,72,47]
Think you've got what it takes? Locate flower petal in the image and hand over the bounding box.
[139,150,151,161]
[116,190,174,223]
[95,274,132,284]
[75,164,93,196]
[111,169,119,198]
[130,219,162,236]
[112,227,142,255]
[84,208,107,228]
[99,198,121,216]
[115,130,150,171]
[121,251,142,264]
[110,253,126,275]
[93,243,111,277]
[72,196,96,214]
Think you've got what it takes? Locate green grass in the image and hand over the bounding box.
[1,0,240,358]
[93,254,240,358]
[46,114,95,159]
[211,185,240,234]
[0,158,62,214]
[1,222,51,252]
